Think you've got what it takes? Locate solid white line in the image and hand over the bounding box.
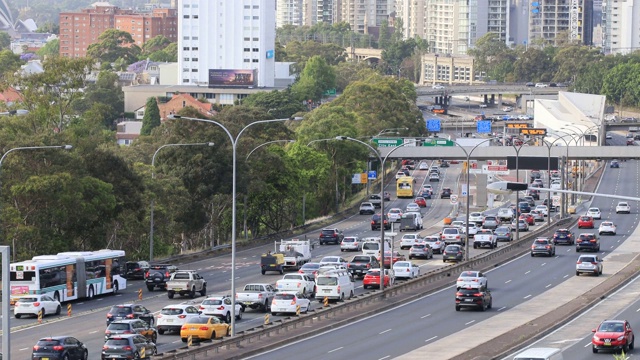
[465,320,475,325]
[328,347,343,353]
[498,307,507,311]
[525,270,531,274]
[379,329,392,334]
[378,356,390,360]
[545,284,552,288]
[425,336,438,342]
[421,314,431,319]
[524,294,532,299]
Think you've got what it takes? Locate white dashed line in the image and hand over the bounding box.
[525,270,531,274]
[421,314,431,319]
[425,336,438,342]
[328,347,344,353]
[379,329,392,334]
[524,294,532,299]
[505,280,512,284]
[465,320,475,325]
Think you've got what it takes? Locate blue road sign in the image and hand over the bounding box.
[427,119,441,132]
[477,120,492,134]
[368,171,377,180]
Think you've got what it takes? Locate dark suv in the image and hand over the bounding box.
[440,187,452,199]
[124,261,150,280]
[101,334,156,360]
[32,336,88,360]
[455,287,492,311]
[370,214,391,230]
[319,228,344,245]
[145,264,178,291]
[576,233,600,252]
[106,304,155,326]
[553,228,574,245]
[347,255,380,278]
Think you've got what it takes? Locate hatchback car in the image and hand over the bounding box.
[400,234,423,250]
[429,173,440,182]
[340,236,362,252]
[553,229,574,245]
[387,208,403,222]
[468,212,484,224]
[32,336,88,360]
[156,304,201,335]
[482,216,499,229]
[101,334,157,359]
[576,254,603,276]
[393,261,420,279]
[359,202,376,215]
[104,319,158,342]
[587,207,602,220]
[616,202,631,214]
[592,319,634,353]
[423,235,444,254]
[442,245,464,262]
[409,243,433,259]
[199,295,244,323]
[405,203,421,213]
[519,213,535,225]
[529,210,544,222]
[511,218,529,231]
[106,304,155,326]
[599,221,617,235]
[14,294,61,319]
[319,256,348,267]
[578,216,595,229]
[363,269,391,289]
[270,293,311,315]
[531,238,555,257]
[456,271,488,290]
[455,287,492,311]
[576,233,600,252]
[414,197,427,207]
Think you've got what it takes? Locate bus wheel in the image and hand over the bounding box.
[113,281,119,295]
[88,286,94,299]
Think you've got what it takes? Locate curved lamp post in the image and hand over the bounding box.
[245,140,295,161]
[167,115,302,336]
[0,144,72,360]
[150,142,215,261]
[453,138,496,261]
[541,134,575,226]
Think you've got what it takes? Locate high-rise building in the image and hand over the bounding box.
[277,0,304,27]
[178,0,276,87]
[340,0,394,34]
[303,0,339,25]
[59,4,178,58]
[395,0,427,39]
[528,0,593,46]
[602,0,640,54]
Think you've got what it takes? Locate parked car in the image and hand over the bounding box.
[576,254,603,276]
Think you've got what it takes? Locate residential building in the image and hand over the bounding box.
[303,0,339,25]
[10,33,57,55]
[116,121,142,146]
[114,8,178,48]
[528,0,594,46]
[419,53,477,85]
[177,0,276,87]
[340,0,394,34]
[395,0,427,39]
[602,0,640,54]
[133,93,215,121]
[277,0,304,27]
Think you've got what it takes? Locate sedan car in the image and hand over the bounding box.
[156,304,201,335]
[340,236,362,252]
[616,201,631,214]
[32,336,88,360]
[419,162,429,170]
[432,84,445,89]
[455,287,492,311]
[440,187,452,199]
[393,261,420,279]
[535,205,548,216]
[387,208,403,222]
[405,203,421,213]
[482,216,499,229]
[598,221,617,235]
[530,237,556,257]
[511,218,529,231]
[553,228,575,245]
[468,212,485,224]
[414,197,427,208]
[359,202,376,215]
[14,294,61,319]
[429,173,440,182]
[179,316,229,342]
[456,270,488,290]
[363,269,391,289]
[106,304,155,326]
[576,254,603,276]
[442,245,464,263]
[400,233,423,249]
[423,235,444,254]
[587,207,602,220]
[104,319,158,342]
[494,226,512,242]
[199,295,244,323]
[535,83,548,88]
[592,319,634,353]
[319,256,348,267]
[529,210,544,222]
[270,293,310,315]
[610,160,619,168]
[576,233,600,252]
[578,216,595,229]
[298,262,321,277]
[409,243,433,259]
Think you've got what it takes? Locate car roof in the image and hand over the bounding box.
[110,319,142,324]
[162,304,197,309]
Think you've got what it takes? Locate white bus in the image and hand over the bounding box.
[10,249,127,303]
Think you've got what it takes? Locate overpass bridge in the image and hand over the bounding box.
[416,84,564,97]
[379,145,638,161]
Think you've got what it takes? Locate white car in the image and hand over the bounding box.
[199,295,244,323]
[422,185,433,194]
[14,294,61,319]
[535,205,548,216]
[419,162,429,170]
[393,261,420,279]
[529,210,544,222]
[319,256,348,267]
[395,171,406,179]
[606,133,613,139]
[423,235,444,254]
[502,106,513,112]
[456,270,488,290]
[429,173,440,182]
[576,254,603,276]
[432,84,445,89]
[550,180,562,190]
[616,202,631,214]
[400,234,423,250]
[270,292,310,315]
[535,83,548,88]
[405,203,421,213]
[156,304,201,334]
[387,208,403,222]
[587,207,602,220]
[340,236,362,251]
[598,221,617,235]
[469,212,485,224]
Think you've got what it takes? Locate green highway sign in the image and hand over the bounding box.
[422,139,455,147]
[373,138,403,147]
[323,88,337,96]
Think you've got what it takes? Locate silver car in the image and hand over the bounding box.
[340,237,362,252]
[482,216,499,229]
[409,243,433,259]
[423,235,444,254]
[576,254,603,276]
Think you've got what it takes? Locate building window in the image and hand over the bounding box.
[184,15,190,18]
[253,16,259,20]
[244,59,250,62]
[192,69,198,72]
[253,37,258,41]
[184,47,189,50]
[192,58,198,62]
[244,5,250,8]
[244,16,250,20]
[183,68,189,72]
[192,47,198,51]
[252,59,259,63]
[244,37,250,41]
[183,3,190,7]
[193,15,198,19]
[192,4,198,7]
[183,36,190,40]
[244,48,250,52]
[253,5,259,9]
[183,79,190,83]
[184,57,189,61]
[252,48,259,52]
[193,36,198,40]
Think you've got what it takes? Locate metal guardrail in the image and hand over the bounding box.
[156,216,573,360]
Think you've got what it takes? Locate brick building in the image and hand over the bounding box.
[59,4,177,58]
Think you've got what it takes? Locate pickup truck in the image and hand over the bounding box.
[236,283,277,312]
[497,208,514,223]
[275,274,315,297]
[165,270,207,299]
[473,229,498,249]
[346,255,380,278]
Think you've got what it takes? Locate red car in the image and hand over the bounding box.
[382,251,406,268]
[414,197,427,208]
[578,215,595,229]
[519,213,535,225]
[363,269,391,289]
[592,319,635,353]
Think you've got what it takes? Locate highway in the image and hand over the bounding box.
[247,135,640,359]
[3,158,500,359]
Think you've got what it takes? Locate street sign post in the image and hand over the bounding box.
[477,120,492,134]
[373,138,403,147]
[421,139,455,147]
[450,194,459,205]
[368,170,377,180]
[427,119,441,132]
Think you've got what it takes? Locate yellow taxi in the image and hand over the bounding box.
[568,205,577,214]
[180,315,230,342]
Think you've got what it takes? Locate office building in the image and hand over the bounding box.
[178,0,276,87]
[602,0,640,54]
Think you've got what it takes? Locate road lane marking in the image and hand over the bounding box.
[379,329,392,334]
[583,342,591,347]
[545,284,552,288]
[89,330,98,334]
[541,263,547,266]
[563,274,569,278]
[421,314,431,318]
[425,336,438,342]
[465,320,475,325]
[525,270,531,274]
[524,294,532,299]
[505,280,512,284]
[378,356,390,360]
[498,307,507,311]
[19,348,27,351]
[328,347,343,353]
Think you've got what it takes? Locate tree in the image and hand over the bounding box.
[86,29,141,66]
[512,48,552,82]
[467,33,516,81]
[141,97,161,135]
[553,45,603,83]
[0,49,23,77]
[381,38,417,76]
[378,20,390,50]
[148,42,177,62]
[280,40,346,74]
[36,38,59,58]
[141,35,172,56]
[291,55,336,102]
[0,31,10,50]
[72,71,124,128]
[241,88,306,119]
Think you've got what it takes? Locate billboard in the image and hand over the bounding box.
[208,69,255,87]
[507,156,559,170]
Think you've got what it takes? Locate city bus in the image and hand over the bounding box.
[9,249,127,303]
[396,176,415,198]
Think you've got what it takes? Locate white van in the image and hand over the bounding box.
[362,239,391,258]
[314,270,355,301]
[513,347,563,360]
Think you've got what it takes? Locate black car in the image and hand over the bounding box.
[101,334,156,360]
[442,245,464,263]
[106,304,155,326]
[124,261,150,280]
[610,160,620,168]
[553,228,574,245]
[319,228,344,245]
[32,336,88,360]
[518,201,531,213]
[440,187,452,199]
[144,264,178,291]
[576,233,600,252]
[439,161,450,168]
[455,287,492,311]
[527,189,540,200]
[525,82,534,87]
[371,214,391,230]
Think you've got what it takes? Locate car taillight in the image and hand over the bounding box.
[455,235,460,239]
[165,272,170,277]
[200,306,205,310]
[53,345,64,351]
[217,306,224,310]
[123,330,132,334]
[102,345,109,350]
[126,314,134,318]
[107,313,113,319]
[455,292,463,296]
[592,262,599,265]
[157,314,163,318]
[546,246,551,249]
[531,245,535,249]
[590,239,597,243]
[181,325,187,330]
[298,269,304,273]
[145,271,150,278]
[33,302,40,307]
[106,330,111,334]
[576,261,582,264]
[178,315,186,319]
[337,286,340,293]
[200,326,210,330]
[291,298,296,305]
[371,221,375,225]
[123,346,133,351]
[258,294,263,299]
[33,346,41,351]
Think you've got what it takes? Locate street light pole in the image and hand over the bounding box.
[150,142,214,261]
[542,134,574,226]
[168,115,301,336]
[0,144,72,360]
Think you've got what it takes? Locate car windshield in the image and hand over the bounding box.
[363,243,379,250]
[496,227,508,234]
[412,244,425,249]
[580,216,591,221]
[342,238,355,243]
[107,323,132,330]
[160,308,184,315]
[619,202,628,206]
[445,246,459,251]
[580,234,595,240]
[36,340,61,346]
[352,256,371,262]
[534,240,549,244]
[556,230,570,236]
[460,271,479,278]
[201,299,222,305]
[365,270,381,276]
[321,230,336,235]
[109,306,132,315]
[443,228,458,234]
[16,297,38,303]
[598,322,625,332]
[580,256,596,262]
